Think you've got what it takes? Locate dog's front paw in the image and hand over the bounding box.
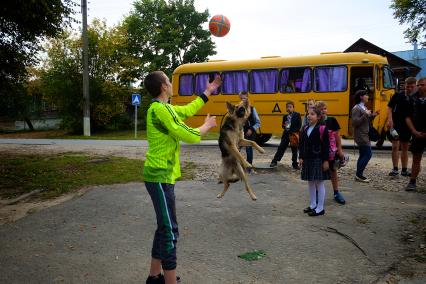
[217,193,224,199]
[250,194,257,201]
[258,147,265,154]
[244,162,253,169]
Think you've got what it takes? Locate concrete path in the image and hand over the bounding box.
[0,171,424,283]
[0,138,392,149]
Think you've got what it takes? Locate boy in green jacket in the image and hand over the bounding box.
[143,71,221,284]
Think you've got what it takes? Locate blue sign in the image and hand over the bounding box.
[132,93,141,106]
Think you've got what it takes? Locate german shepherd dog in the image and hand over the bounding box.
[217,100,265,201]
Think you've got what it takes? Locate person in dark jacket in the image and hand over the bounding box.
[270,101,302,168]
[239,91,261,174]
[404,77,426,191]
[299,106,330,216]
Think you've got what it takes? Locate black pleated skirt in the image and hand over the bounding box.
[301,158,331,181]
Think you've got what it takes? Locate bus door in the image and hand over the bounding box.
[376,65,396,133]
[348,65,374,135]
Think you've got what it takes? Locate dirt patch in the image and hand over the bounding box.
[0,187,91,225]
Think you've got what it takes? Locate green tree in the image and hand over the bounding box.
[124,0,216,78]
[390,0,426,46]
[0,0,75,95]
[41,21,134,133]
[0,0,75,129]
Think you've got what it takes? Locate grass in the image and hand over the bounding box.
[0,153,145,199]
[0,153,201,200]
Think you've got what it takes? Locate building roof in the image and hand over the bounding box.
[344,38,421,76]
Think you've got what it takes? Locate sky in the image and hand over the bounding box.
[83,0,415,60]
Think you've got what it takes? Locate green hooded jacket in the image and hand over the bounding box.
[143,96,207,184]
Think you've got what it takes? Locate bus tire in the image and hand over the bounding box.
[255,133,272,145]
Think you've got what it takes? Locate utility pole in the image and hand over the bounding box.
[81,0,91,136]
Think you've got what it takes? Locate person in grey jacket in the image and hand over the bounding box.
[351,90,380,182]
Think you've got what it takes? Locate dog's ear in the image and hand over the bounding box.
[226,102,234,114]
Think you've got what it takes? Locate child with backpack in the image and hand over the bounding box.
[316,101,348,205]
[299,107,330,216]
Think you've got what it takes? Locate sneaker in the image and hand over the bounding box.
[355,175,370,183]
[270,161,277,168]
[405,183,416,192]
[334,192,346,205]
[388,169,399,176]
[401,170,411,177]
[340,154,349,167]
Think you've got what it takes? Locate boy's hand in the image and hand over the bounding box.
[298,159,303,168]
[198,114,217,135]
[322,161,329,171]
[204,113,217,128]
[204,75,222,96]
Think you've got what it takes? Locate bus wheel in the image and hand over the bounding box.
[255,134,272,145]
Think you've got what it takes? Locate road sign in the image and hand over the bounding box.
[132,93,141,106]
[132,93,141,138]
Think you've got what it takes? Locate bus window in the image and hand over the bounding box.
[179,74,194,96]
[383,66,395,89]
[195,73,220,95]
[222,71,248,94]
[280,67,311,93]
[250,69,278,93]
[314,66,347,92]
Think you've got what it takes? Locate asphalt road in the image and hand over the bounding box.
[0,138,392,150]
[0,171,424,283]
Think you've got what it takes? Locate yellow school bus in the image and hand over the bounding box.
[171,52,395,144]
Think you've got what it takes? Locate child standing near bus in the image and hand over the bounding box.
[299,107,330,216]
[316,101,347,205]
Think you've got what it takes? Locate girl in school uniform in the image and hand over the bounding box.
[299,107,331,216]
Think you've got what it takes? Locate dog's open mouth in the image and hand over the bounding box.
[236,106,246,117]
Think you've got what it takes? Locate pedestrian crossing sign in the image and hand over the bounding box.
[132,93,141,106]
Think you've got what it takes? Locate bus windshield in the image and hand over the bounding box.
[383,66,395,89]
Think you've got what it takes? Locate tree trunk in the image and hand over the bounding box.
[24,116,34,131]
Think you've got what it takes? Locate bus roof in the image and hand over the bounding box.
[173,52,388,74]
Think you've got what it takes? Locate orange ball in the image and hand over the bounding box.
[209,15,231,37]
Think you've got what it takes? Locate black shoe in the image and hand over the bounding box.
[146,274,164,284]
[146,274,181,284]
[303,207,315,213]
[270,161,277,167]
[308,209,325,216]
[405,183,416,192]
[401,170,411,177]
